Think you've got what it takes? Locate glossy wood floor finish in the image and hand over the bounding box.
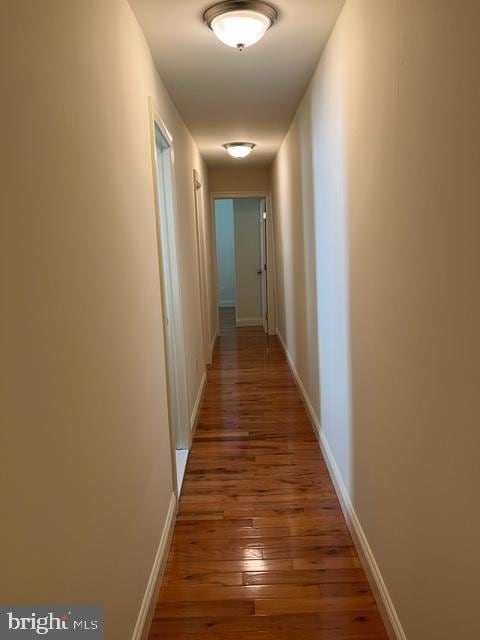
[148,308,388,640]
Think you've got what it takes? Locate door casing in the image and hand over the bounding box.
[148,97,191,497]
[211,191,276,336]
[193,170,212,364]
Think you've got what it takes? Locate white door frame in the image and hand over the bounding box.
[193,170,211,364]
[259,199,268,334]
[211,191,276,335]
[148,97,191,496]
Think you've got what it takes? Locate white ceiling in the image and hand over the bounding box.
[128,0,345,168]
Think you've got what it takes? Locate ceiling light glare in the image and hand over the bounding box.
[204,1,278,51]
[223,142,256,158]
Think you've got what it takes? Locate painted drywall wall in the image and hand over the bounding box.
[234,199,262,325]
[215,200,236,307]
[271,103,321,421]
[272,1,480,638]
[209,168,270,193]
[0,1,212,638]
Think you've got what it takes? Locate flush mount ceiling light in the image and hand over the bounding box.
[204,0,278,51]
[223,142,256,158]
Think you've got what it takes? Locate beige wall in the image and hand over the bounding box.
[209,168,270,193]
[271,103,321,421]
[0,1,212,638]
[272,1,480,638]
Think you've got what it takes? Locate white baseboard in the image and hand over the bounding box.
[276,329,406,640]
[236,317,262,327]
[132,492,177,640]
[318,431,406,640]
[219,301,235,308]
[190,370,207,432]
[276,330,321,431]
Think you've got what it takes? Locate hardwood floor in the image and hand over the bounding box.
[148,309,388,639]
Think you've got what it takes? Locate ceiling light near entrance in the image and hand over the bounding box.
[204,1,278,51]
[223,142,256,158]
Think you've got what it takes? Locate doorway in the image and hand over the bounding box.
[150,100,191,493]
[214,197,270,334]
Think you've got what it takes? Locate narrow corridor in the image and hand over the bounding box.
[4,3,479,637]
[148,322,388,638]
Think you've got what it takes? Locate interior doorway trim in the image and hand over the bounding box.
[193,169,212,365]
[148,96,191,497]
[211,190,276,335]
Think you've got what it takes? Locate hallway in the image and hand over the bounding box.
[4,2,480,638]
[148,318,388,639]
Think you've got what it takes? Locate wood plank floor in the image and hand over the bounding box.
[148,308,388,639]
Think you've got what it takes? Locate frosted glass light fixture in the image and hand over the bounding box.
[204,1,278,51]
[223,142,256,158]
